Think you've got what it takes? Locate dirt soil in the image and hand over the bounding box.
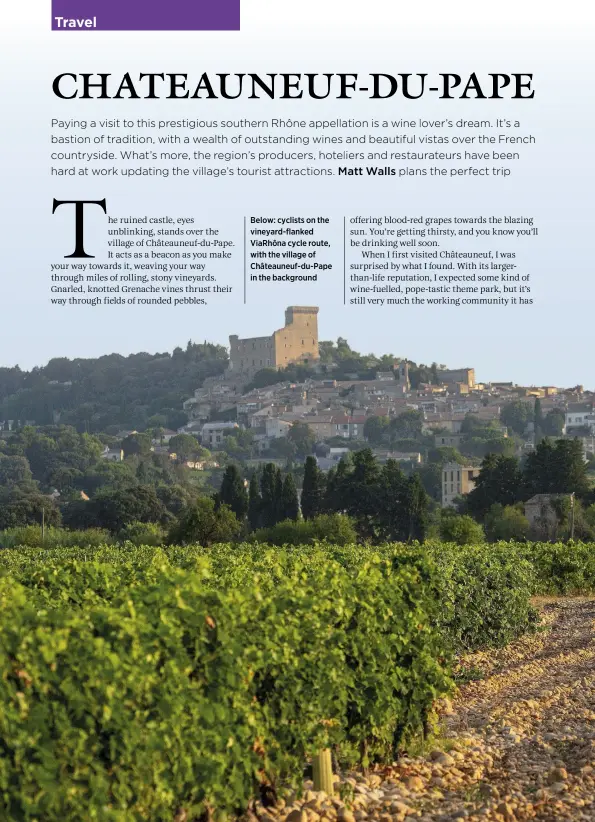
[265,597,595,822]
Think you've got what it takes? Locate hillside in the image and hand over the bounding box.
[0,341,228,433]
[0,337,444,434]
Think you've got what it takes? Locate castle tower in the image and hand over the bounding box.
[273,306,319,368]
[229,306,319,374]
[397,359,410,390]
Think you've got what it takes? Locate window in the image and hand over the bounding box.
[468,471,475,481]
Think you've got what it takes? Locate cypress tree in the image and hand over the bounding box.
[274,467,284,523]
[280,473,300,521]
[248,474,262,531]
[219,464,248,521]
[260,463,281,528]
[301,456,325,520]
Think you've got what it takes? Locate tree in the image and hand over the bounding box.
[0,454,33,487]
[439,512,485,545]
[427,447,465,466]
[363,415,389,445]
[0,487,61,530]
[405,473,429,542]
[534,398,545,442]
[248,474,262,531]
[415,463,443,502]
[219,465,248,521]
[375,459,409,541]
[524,438,590,498]
[267,437,297,461]
[280,474,300,521]
[121,433,152,459]
[466,454,523,520]
[301,456,326,520]
[63,485,165,532]
[168,497,241,546]
[167,433,205,463]
[500,401,534,437]
[341,448,381,541]
[388,410,423,442]
[259,463,282,528]
[484,504,530,542]
[543,409,565,437]
[286,421,316,458]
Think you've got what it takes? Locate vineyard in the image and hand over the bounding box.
[0,541,594,820]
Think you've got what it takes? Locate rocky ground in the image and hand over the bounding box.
[254,597,595,822]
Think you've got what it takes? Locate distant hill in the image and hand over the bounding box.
[0,342,228,434]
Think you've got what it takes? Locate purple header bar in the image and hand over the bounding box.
[52,0,240,31]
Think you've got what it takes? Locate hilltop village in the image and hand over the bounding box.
[173,305,594,508]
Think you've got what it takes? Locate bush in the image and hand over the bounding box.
[0,525,113,550]
[519,541,595,594]
[484,504,530,542]
[250,513,358,546]
[428,542,537,650]
[439,513,485,545]
[118,521,167,546]
[168,497,241,546]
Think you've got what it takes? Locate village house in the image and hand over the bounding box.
[441,462,480,507]
[524,494,573,540]
[200,421,240,448]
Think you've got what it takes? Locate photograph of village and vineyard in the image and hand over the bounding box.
[1,305,595,822]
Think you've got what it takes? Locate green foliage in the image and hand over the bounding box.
[518,541,595,594]
[484,504,530,542]
[0,454,33,486]
[62,485,166,533]
[0,486,61,530]
[121,432,152,458]
[118,521,167,546]
[426,542,537,649]
[524,438,590,499]
[466,454,524,519]
[325,451,428,543]
[286,421,316,457]
[0,526,113,549]
[0,544,452,819]
[439,512,485,545]
[219,464,248,520]
[500,400,534,436]
[248,474,262,531]
[0,342,227,432]
[168,433,208,463]
[250,514,358,546]
[168,497,241,546]
[301,456,326,520]
[363,415,389,445]
[543,408,565,437]
[280,474,300,521]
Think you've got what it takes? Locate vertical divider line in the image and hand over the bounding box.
[243,216,246,304]
[343,216,346,305]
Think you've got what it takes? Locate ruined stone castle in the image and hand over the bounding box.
[229,306,319,375]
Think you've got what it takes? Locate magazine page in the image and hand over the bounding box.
[1,0,594,819]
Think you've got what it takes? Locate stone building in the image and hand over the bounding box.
[229,306,319,375]
[438,368,476,389]
[441,462,481,507]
